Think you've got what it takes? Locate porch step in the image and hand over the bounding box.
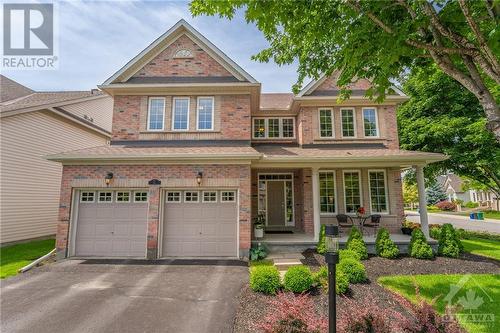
[272,256,305,271]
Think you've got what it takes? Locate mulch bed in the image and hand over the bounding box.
[233,250,499,333]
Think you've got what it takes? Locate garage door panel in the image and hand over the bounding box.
[78,205,97,218]
[95,223,113,236]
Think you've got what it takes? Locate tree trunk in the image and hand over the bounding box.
[477,91,500,141]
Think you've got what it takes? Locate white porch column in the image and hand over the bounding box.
[312,167,321,242]
[415,165,429,238]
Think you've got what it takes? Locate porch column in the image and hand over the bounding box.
[415,165,429,238]
[311,167,321,242]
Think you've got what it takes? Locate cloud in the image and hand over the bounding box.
[3,0,299,92]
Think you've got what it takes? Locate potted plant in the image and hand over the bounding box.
[401,219,413,235]
[254,213,265,239]
[356,206,366,217]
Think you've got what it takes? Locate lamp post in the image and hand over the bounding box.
[324,225,339,333]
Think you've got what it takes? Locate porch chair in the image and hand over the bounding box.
[336,214,354,236]
[363,214,381,236]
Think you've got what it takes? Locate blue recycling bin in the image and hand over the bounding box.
[469,212,476,220]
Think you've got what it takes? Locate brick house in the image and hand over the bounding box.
[48,20,444,260]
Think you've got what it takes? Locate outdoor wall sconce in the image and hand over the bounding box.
[196,172,203,186]
[104,172,114,186]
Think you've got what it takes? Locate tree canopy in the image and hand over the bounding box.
[398,65,500,198]
[190,0,499,140]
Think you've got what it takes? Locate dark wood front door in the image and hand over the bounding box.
[267,181,286,226]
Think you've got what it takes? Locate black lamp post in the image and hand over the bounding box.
[324,225,340,333]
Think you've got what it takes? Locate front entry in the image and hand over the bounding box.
[267,181,286,226]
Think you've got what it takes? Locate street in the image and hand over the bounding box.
[406,212,500,234]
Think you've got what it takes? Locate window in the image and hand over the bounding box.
[363,108,378,137]
[252,118,295,139]
[116,191,130,202]
[166,192,181,202]
[221,191,236,202]
[184,191,199,202]
[147,98,165,131]
[134,191,148,202]
[343,171,361,213]
[369,171,388,213]
[203,191,217,202]
[319,109,334,137]
[319,172,336,214]
[172,97,190,130]
[341,109,356,137]
[80,191,95,203]
[98,191,112,203]
[197,97,214,130]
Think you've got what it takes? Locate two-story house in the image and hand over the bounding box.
[48,20,445,259]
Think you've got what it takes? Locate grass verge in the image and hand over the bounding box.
[0,239,55,279]
[462,237,500,261]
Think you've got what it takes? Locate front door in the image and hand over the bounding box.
[267,181,286,226]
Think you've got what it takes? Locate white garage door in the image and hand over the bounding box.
[162,190,237,257]
[74,190,148,257]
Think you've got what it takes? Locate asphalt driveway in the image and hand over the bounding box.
[1,259,248,333]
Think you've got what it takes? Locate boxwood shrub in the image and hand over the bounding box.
[347,226,363,246]
[338,258,367,283]
[250,265,281,294]
[438,224,463,258]
[347,238,368,260]
[283,265,313,293]
[409,229,434,259]
[375,228,400,259]
[316,224,326,254]
[312,266,349,294]
[339,249,362,261]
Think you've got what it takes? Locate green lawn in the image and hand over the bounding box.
[379,274,500,333]
[455,211,500,220]
[0,239,55,279]
[462,238,500,260]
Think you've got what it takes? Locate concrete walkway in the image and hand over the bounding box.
[406,211,500,233]
[1,259,248,333]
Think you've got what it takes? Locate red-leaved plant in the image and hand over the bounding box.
[258,292,327,333]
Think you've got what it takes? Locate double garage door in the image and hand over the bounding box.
[73,189,237,258]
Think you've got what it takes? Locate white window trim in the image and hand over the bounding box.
[147,97,166,131]
[171,97,190,131]
[166,191,182,203]
[340,108,357,138]
[342,170,363,215]
[319,170,337,216]
[221,191,236,202]
[184,191,199,203]
[196,96,215,131]
[362,107,380,138]
[98,191,113,203]
[367,169,389,214]
[80,191,95,203]
[115,191,131,203]
[202,191,218,203]
[252,117,296,139]
[133,191,149,203]
[318,108,335,138]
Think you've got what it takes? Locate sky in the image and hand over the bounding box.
[2,0,300,93]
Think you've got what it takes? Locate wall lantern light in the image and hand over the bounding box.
[104,172,114,186]
[196,172,203,186]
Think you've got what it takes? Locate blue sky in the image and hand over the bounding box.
[3,0,299,92]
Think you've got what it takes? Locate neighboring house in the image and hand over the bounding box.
[0,75,113,244]
[47,20,444,259]
[438,173,499,211]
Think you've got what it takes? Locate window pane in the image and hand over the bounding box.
[253,119,266,138]
[167,192,181,202]
[363,109,378,137]
[268,119,280,138]
[344,172,361,213]
[173,98,189,130]
[198,98,213,130]
[148,98,165,130]
[282,119,294,138]
[203,191,217,202]
[319,109,333,137]
[221,191,236,202]
[319,172,335,213]
[134,191,148,202]
[185,191,199,202]
[369,171,387,212]
[99,191,112,202]
[341,109,355,137]
[116,191,130,202]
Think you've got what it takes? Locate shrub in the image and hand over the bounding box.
[316,224,326,254]
[339,249,362,261]
[375,228,400,259]
[313,266,350,295]
[347,226,363,246]
[347,238,368,260]
[429,225,441,240]
[338,258,367,283]
[259,292,327,333]
[249,265,281,294]
[464,201,479,209]
[438,224,463,258]
[249,243,267,261]
[409,229,434,259]
[283,265,313,293]
[436,201,457,211]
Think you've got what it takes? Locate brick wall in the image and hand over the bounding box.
[56,164,251,259]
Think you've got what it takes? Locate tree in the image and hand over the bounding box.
[426,182,447,205]
[398,65,500,198]
[191,0,500,140]
[403,180,419,209]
